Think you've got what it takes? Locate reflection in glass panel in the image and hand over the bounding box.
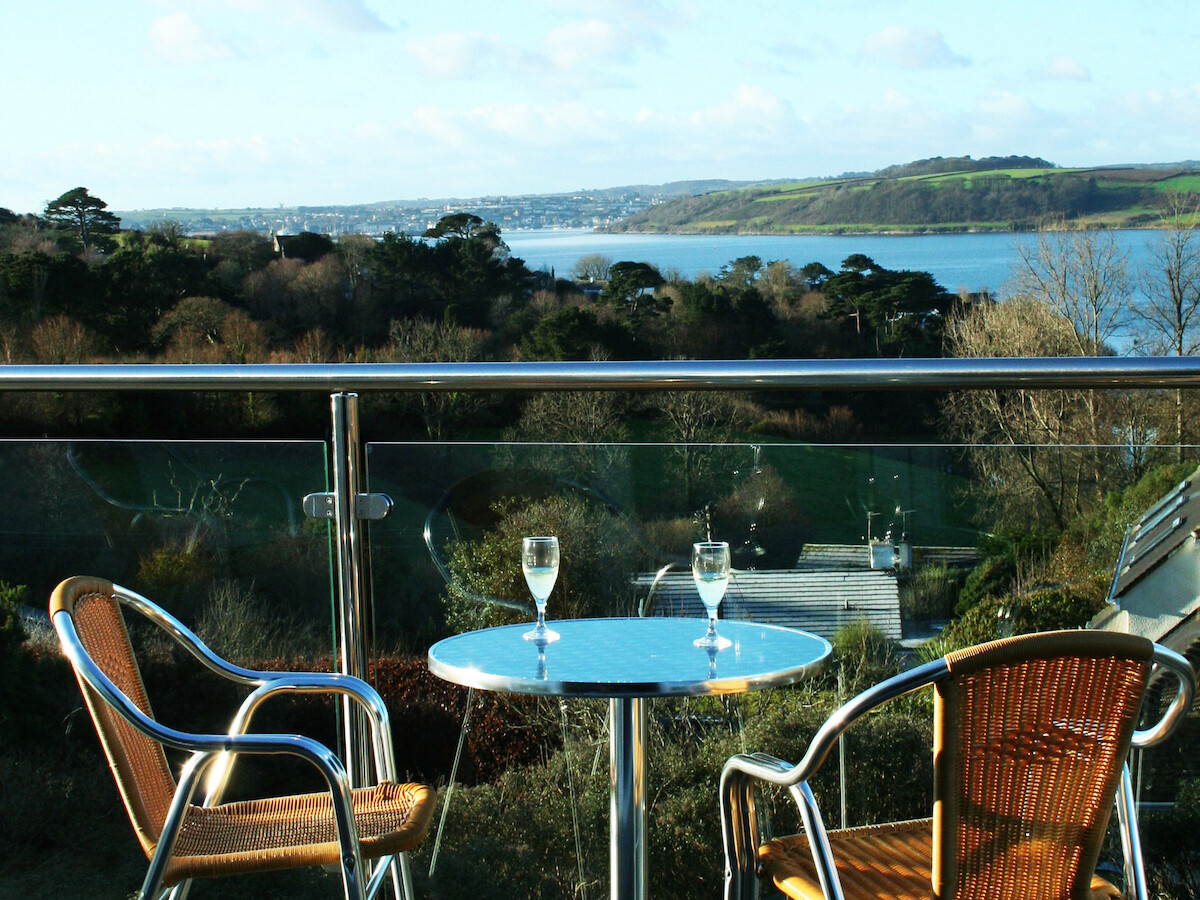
[0,440,331,662]
[366,441,985,648]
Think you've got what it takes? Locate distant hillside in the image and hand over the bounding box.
[608,157,1200,235]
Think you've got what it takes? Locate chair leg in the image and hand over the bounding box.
[142,755,211,900]
[373,853,411,900]
[1117,765,1149,900]
[339,853,369,900]
[399,852,415,900]
[720,767,761,900]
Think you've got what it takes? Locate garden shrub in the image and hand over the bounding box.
[371,655,557,785]
[193,580,323,664]
[134,542,215,614]
[1072,460,1197,574]
[954,555,1016,616]
[829,619,902,695]
[1010,576,1108,633]
[938,596,1002,652]
[903,563,965,620]
[842,699,933,825]
[1142,778,1200,900]
[0,582,30,747]
[441,492,644,633]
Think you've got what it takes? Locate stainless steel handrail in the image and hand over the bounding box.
[2,356,1200,392]
[24,354,1197,861]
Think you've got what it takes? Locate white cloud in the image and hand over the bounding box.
[976,90,1042,124]
[542,0,681,28]
[586,86,808,171]
[1037,55,1091,81]
[189,0,396,32]
[288,0,395,32]
[1109,83,1200,138]
[411,106,471,149]
[408,102,612,149]
[689,85,795,136]
[545,18,656,70]
[148,13,236,63]
[862,25,969,69]
[970,90,1055,146]
[406,18,662,91]
[405,32,510,79]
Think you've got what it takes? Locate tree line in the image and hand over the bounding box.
[4,187,1200,532]
[0,188,962,440]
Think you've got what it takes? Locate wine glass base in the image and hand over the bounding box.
[693,633,732,650]
[524,626,560,643]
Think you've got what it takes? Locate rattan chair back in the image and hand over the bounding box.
[50,576,176,855]
[933,630,1154,900]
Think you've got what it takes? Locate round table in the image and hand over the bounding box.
[428,617,831,900]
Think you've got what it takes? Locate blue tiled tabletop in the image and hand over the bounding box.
[428,617,831,699]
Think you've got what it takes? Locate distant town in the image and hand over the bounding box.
[113,182,749,236]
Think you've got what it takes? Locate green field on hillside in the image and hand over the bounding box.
[610,160,1198,235]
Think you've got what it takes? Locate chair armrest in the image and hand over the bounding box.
[720,660,947,900]
[204,672,397,805]
[1132,645,1196,748]
[721,754,781,900]
[147,731,367,900]
[721,753,848,900]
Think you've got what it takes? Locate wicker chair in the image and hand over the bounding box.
[49,576,436,900]
[721,629,1196,900]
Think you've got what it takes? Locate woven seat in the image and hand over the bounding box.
[759,817,1122,900]
[50,576,435,900]
[721,630,1195,900]
[761,818,933,900]
[164,781,433,885]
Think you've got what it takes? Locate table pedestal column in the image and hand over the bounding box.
[610,697,647,900]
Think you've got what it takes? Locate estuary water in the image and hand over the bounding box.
[505,228,1162,295]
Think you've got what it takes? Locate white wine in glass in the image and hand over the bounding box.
[692,541,732,649]
[522,536,560,643]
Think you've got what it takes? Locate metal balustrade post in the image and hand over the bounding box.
[330,391,373,787]
[302,392,392,784]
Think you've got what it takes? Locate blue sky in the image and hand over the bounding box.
[2,0,1197,213]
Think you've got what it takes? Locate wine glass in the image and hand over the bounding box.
[522,536,560,643]
[692,541,732,650]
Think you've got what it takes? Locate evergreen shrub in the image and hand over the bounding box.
[954,555,1016,616]
[904,563,965,620]
[0,581,30,747]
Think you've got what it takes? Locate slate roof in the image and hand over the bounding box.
[1110,469,1200,601]
[1091,466,1200,655]
[796,543,981,571]
[914,546,985,569]
[637,568,902,641]
[795,544,872,569]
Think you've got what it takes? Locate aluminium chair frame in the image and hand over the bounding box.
[720,640,1195,900]
[51,578,419,900]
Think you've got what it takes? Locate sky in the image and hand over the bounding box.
[2,0,1198,214]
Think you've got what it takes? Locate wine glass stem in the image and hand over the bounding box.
[536,603,547,631]
[707,613,718,637]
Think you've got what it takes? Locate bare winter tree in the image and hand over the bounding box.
[1134,193,1200,459]
[941,296,1119,529]
[383,317,490,440]
[653,389,748,512]
[1011,221,1133,356]
[1007,222,1137,488]
[506,349,633,485]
